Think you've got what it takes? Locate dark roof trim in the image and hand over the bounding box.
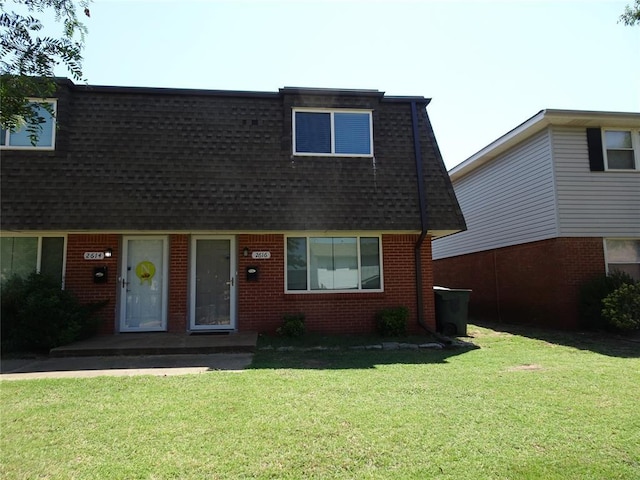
[280,86,384,98]
[71,83,280,99]
[382,96,431,106]
[57,79,429,104]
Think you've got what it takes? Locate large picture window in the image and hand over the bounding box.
[286,236,382,292]
[0,236,65,284]
[293,109,373,156]
[0,101,56,149]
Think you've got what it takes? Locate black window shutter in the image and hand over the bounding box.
[586,128,604,171]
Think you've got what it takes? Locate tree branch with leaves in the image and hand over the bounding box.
[620,0,640,26]
[0,0,91,142]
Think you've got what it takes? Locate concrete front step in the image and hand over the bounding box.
[49,332,258,357]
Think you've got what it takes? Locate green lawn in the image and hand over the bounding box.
[2,324,639,479]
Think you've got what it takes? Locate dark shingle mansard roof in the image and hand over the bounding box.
[0,81,465,234]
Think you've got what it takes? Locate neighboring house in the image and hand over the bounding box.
[432,109,640,329]
[1,80,465,335]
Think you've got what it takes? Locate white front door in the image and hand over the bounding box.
[190,236,236,331]
[120,236,168,332]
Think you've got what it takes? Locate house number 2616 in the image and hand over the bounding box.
[251,251,271,259]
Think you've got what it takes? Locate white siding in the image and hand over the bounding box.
[553,126,640,238]
[433,130,558,259]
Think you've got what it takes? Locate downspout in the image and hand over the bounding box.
[410,100,433,334]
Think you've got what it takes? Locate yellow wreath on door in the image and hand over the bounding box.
[135,261,156,285]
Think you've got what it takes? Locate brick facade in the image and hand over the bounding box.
[65,233,436,335]
[433,237,605,329]
[65,234,119,334]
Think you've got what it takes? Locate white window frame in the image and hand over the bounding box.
[0,234,67,286]
[292,108,374,157]
[0,99,57,150]
[284,234,384,293]
[602,128,640,171]
[604,238,640,280]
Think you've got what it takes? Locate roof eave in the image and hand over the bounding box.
[449,109,640,181]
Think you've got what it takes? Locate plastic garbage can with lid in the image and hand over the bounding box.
[433,286,472,336]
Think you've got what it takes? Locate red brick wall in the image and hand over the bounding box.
[168,235,188,333]
[237,233,436,334]
[66,233,437,335]
[65,234,119,334]
[433,237,605,329]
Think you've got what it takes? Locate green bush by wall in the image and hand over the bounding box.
[1,273,106,352]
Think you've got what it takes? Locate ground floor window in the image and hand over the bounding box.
[0,236,65,284]
[605,239,640,281]
[286,235,382,292]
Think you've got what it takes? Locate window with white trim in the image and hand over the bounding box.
[0,236,65,284]
[603,129,639,170]
[605,239,640,281]
[286,236,382,292]
[293,109,373,156]
[0,100,56,149]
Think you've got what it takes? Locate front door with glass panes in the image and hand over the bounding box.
[120,237,168,332]
[190,236,236,331]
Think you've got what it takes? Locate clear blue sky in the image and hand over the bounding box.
[76,0,638,169]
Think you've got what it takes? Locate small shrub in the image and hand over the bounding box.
[601,283,640,331]
[375,306,408,337]
[1,273,106,352]
[578,271,637,330]
[277,313,305,338]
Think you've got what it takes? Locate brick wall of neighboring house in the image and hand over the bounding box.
[66,233,437,335]
[432,237,606,329]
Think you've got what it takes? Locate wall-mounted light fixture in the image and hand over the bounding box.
[243,247,249,257]
[104,248,113,258]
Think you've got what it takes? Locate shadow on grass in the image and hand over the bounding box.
[473,320,640,359]
[250,333,478,370]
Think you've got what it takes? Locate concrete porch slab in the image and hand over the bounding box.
[49,332,258,357]
[1,353,254,379]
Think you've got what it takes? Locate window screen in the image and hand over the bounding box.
[295,112,331,153]
[294,110,372,156]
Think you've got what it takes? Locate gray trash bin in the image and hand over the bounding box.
[434,286,472,336]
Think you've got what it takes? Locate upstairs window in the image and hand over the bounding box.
[0,101,56,149]
[293,109,373,156]
[603,129,639,170]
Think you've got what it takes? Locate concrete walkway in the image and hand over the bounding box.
[0,353,254,380]
[1,332,258,380]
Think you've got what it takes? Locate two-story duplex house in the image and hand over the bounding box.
[432,109,640,329]
[1,80,465,336]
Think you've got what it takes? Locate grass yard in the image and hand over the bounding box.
[1,324,639,479]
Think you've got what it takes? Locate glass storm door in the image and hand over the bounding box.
[120,237,168,332]
[190,236,236,330]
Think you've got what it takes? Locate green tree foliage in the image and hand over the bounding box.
[620,0,640,26]
[0,0,91,142]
